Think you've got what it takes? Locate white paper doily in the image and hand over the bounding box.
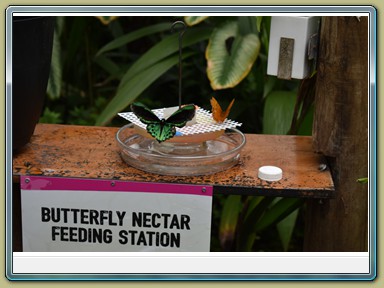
[118,107,242,136]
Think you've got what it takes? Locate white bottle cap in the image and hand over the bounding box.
[258,166,283,181]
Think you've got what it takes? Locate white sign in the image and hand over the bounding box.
[20,176,213,252]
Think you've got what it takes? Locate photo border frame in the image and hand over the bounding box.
[5,5,377,281]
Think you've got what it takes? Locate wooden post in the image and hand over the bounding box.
[304,16,369,251]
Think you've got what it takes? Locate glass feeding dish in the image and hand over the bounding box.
[116,124,246,176]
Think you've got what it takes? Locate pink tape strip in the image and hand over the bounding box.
[20,176,213,197]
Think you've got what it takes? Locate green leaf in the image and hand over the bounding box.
[65,17,88,70]
[184,16,210,26]
[243,196,264,220]
[260,16,271,56]
[93,54,123,79]
[39,107,62,124]
[357,177,368,184]
[256,16,263,32]
[95,52,194,126]
[219,195,242,251]
[47,17,64,100]
[237,16,258,35]
[206,20,261,90]
[237,197,274,251]
[297,105,314,136]
[95,22,171,56]
[46,31,62,99]
[276,208,299,251]
[262,90,296,135]
[255,198,303,233]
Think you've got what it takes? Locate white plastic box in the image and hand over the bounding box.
[267,16,320,79]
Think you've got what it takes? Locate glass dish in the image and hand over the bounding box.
[116,124,246,176]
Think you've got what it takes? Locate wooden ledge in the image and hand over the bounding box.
[13,124,335,198]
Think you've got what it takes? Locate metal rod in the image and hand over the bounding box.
[171,21,186,108]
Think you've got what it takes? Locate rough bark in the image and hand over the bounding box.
[305,16,369,251]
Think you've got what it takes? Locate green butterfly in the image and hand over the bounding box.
[130,102,196,143]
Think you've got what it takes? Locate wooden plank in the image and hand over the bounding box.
[13,123,335,198]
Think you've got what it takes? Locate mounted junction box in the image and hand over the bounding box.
[267,16,321,80]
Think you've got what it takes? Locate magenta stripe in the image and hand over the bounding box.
[20,176,213,196]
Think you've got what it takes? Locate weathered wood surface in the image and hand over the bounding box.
[13,123,335,198]
[277,37,294,80]
[305,16,369,252]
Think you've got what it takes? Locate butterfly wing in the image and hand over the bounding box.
[130,102,160,125]
[147,122,176,143]
[165,104,196,128]
[224,98,235,118]
[210,96,225,122]
[210,97,235,123]
[131,102,195,142]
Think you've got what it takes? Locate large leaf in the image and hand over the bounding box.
[206,20,260,90]
[95,52,194,126]
[263,89,314,135]
[277,208,299,251]
[219,195,242,251]
[262,90,296,135]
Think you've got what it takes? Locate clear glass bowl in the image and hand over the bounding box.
[116,124,246,176]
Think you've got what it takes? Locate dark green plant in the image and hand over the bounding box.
[40,107,62,124]
[43,16,120,126]
[94,16,266,126]
[219,196,304,252]
[44,16,268,129]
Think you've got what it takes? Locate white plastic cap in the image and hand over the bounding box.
[258,166,283,181]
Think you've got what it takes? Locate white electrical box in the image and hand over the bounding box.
[267,16,320,80]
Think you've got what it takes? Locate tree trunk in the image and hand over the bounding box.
[304,16,369,251]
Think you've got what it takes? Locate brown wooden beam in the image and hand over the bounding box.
[13,124,334,198]
[305,16,369,252]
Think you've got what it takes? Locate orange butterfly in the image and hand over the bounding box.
[210,97,235,123]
